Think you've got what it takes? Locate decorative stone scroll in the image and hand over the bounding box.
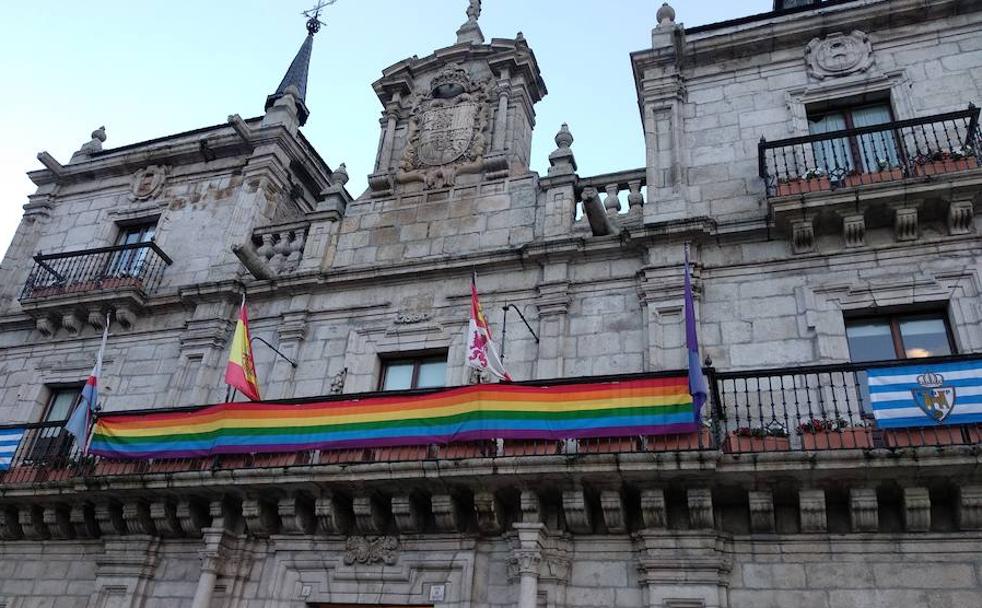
[805,31,874,80]
[343,535,399,565]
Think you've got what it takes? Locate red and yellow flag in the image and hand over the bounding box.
[225,297,261,401]
[465,273,511,382]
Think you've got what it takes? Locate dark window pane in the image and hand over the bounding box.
[45,389,80,422]
[417,361,447,388]
[382,362,414,391]
[899,318,952,359]
[846,321,897,362]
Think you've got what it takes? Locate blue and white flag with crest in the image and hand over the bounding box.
[0,428,26,472]
[868,360,982,428]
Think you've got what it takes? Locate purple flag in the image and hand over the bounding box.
[684,245,707,419]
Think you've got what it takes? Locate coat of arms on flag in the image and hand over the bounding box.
[911,372,956,421]
[465,273,511,382]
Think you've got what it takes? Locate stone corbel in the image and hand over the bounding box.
[520,490,543,524]
[958,485,982,530]
[0,506,24,540]
[352,494,389,535]
[903,487,931,532]
[278,494,316,535]
[315,493,352,535]
[473,491,504,535]
[36,315,58,337]
[431,494,462,532]
[20,505,50,540]
[799,489,827,533]
[842,213,866,248]
[95,501,128,535]
[123,501,157,536]
[61,311,84,336]
[391,495,423,533]
[177,500,210,538]
[948,199,975,235]
[791,218,816,254]
[748,491,775,533]
[561,488,593,534]
[242,497,280,538]
[150,501,185,538]
[71,502,100,539]
[115,305,138,330]
[209,496,245,535]
[640,489,667,529]
[687,488,714,529]
[43,504,74,540]
[600,489,627,534]
[850,488,878,532]
[895,207,918,242]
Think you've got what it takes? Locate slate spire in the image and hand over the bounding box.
[265,15,320,127]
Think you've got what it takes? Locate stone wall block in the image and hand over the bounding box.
[748,490,775,533]
[432,494,462,532]
[850,488,878,532]
[958,485,982,530]
[799,489,827,533]
[600,489,628,534]
[640,489,667,529]
[903,487,931,532]
[562,488,593,534]
[473,491,504,535]
[687,488,714,529]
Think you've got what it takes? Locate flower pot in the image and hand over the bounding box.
[914,158,976,177]
[800,428,872,450]
[843,168,905,187]
[578,436,639,454]
[646,429,713,451]
[723,433,790,453]
[775,177,831,196]
[438,441,496,459]
[883,426,965,448]
[967,425,982,444]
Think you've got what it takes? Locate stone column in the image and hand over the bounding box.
[492,69,511,152]
[191,526,238,608]
[512,523,545,608]
[377,98,401,172]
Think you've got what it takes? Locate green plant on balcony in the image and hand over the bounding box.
[775,167,829,196]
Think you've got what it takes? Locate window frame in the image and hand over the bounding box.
[378,352,449,392]
[41,385,83,423]
[806,99,901,176]
[845,310,957,362]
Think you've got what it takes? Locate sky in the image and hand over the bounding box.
[0,0,772,259]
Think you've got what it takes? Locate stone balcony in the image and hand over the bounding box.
[1,355,981,543]
[759,105,980,253]
[18,242,172,335]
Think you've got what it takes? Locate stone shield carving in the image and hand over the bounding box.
[129,165,169,201]
[398,64,490,189]
[805,31,874,80]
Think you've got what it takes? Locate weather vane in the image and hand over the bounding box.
[302,0,338,35]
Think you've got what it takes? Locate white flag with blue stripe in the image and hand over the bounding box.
[0,428,26,472]
[868,360,982,428]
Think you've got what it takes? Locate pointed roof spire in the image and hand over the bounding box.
[265,1,337,127]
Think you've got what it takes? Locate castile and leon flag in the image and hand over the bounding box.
[466,273,512,382]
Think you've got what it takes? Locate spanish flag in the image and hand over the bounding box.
[225,296,261,401]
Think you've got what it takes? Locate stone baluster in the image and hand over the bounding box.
[256,233,276,264]
[627,179,644,213]
[603,184,621,215]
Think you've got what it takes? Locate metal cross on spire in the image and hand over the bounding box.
[302,0,337,35]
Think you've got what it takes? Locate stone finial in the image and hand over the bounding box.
[333,162,350,187]
[70,126,107,162]
[548,124,577,176]
[656,3,676,27]
[456,0,485,45]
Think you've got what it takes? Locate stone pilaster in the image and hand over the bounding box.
[511,523,546,608]
[536,277,571,379]
[635,530,732,608]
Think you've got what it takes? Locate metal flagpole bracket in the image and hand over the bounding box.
[500,303,540,361]
[250,336,299,368]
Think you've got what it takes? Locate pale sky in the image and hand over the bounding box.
[0,0,771,259]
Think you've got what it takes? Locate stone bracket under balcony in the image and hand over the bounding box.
[18,242,172,336]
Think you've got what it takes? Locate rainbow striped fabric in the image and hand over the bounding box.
[89,376,696,459]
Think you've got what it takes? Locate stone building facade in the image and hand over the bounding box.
[1,1,982,607]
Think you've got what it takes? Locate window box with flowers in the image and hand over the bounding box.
[843,159,905,187]
[797,417,872,450]
[775,168,831,197]
[883,426,965,448]
[913,146,978,177]
[724,426,790,453]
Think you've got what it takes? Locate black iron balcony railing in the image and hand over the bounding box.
[1,354,980,485]
[759,105,981,197]
[19,242,172,301]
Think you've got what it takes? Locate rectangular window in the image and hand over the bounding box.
[28,387,82,463]
[846,312,955,362]
[807,99,898,177]
[108,220,158,278]
[380,355,448,391]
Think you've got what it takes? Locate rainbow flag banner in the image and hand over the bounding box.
[89,376,697,460]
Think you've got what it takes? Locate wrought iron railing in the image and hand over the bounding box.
[1,355,980,484]
[20,242,172,301]
[759,105,981,197]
